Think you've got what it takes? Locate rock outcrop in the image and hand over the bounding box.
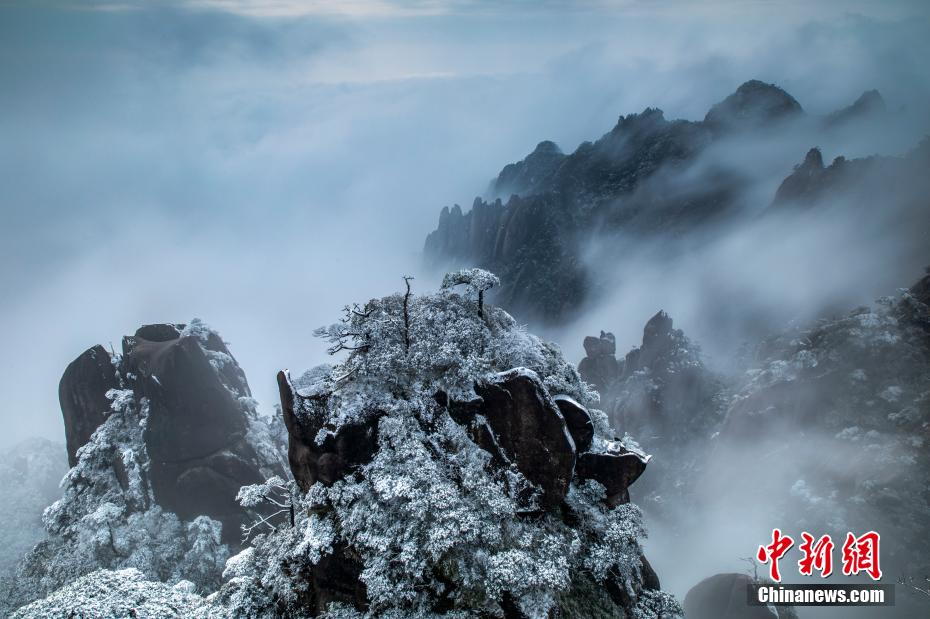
[771,147,851,206]
[58,322,284,545]
[491,140,566,198]
[683,573,779,619]
[277,362,652,613]
[280,364,648,514]
[59,345,119,467]
[575,446,649,508]
[578,312,724,513]
[461,369,578,509]
[580,311,722,447]
[771,134,930,210]
[553,395,594,453]
[578,332,620,400]
[277,369,380,492]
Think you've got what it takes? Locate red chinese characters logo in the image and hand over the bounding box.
[757,529,882,582]
[798,532,834,578]
[841,531,882,580]
[757,528,794,582]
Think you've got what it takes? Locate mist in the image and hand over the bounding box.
[2,1,928,449]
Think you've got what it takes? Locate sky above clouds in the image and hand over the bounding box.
[2,0,930,447]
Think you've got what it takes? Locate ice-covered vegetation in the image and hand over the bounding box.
[203,270,679,617]
[3,320,287,617]
[11,568,204,619]
[2,387,229,615]
[7,272,679,618]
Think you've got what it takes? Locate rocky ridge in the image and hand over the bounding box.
[424,81,911,323]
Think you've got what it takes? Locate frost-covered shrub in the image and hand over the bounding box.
[10,568,204,619]
[4,388,228,614]
[210,275,678,618]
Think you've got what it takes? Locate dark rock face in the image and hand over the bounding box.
[578,332,621,399]
[425,191,591,321]
[305,543,369,614]
[438,370,579,509]
[772,135,930,212]
[473,370,577,508]
[59,345,119,467]
[59,323,282,545]
[445,370,651,512]
[492,140,566,198]
[771,147,849,206]
[422,81,921,326]
[613,311,722,441]
[553,395,594,453]
[576,448,649,508]
[123,325,269,542]
[683,573,777,619]
[579,311,721,446]
[276,370,379,492]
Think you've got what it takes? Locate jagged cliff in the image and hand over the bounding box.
[424,80,916,323]
[772,136,930,208]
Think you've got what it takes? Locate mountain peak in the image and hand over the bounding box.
[532,140,562,155]
[704,79,803,130]
[826,89,886,126]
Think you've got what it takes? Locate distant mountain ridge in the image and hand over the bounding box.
[423,80,905,323]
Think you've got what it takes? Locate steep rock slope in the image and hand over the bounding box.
[716,272,930,575]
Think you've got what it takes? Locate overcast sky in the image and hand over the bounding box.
[2,0,930,448]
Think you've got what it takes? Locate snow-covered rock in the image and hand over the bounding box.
[4,320,287,615]
[212,273,678,618]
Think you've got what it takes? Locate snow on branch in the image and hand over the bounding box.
[441,268,500,316]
